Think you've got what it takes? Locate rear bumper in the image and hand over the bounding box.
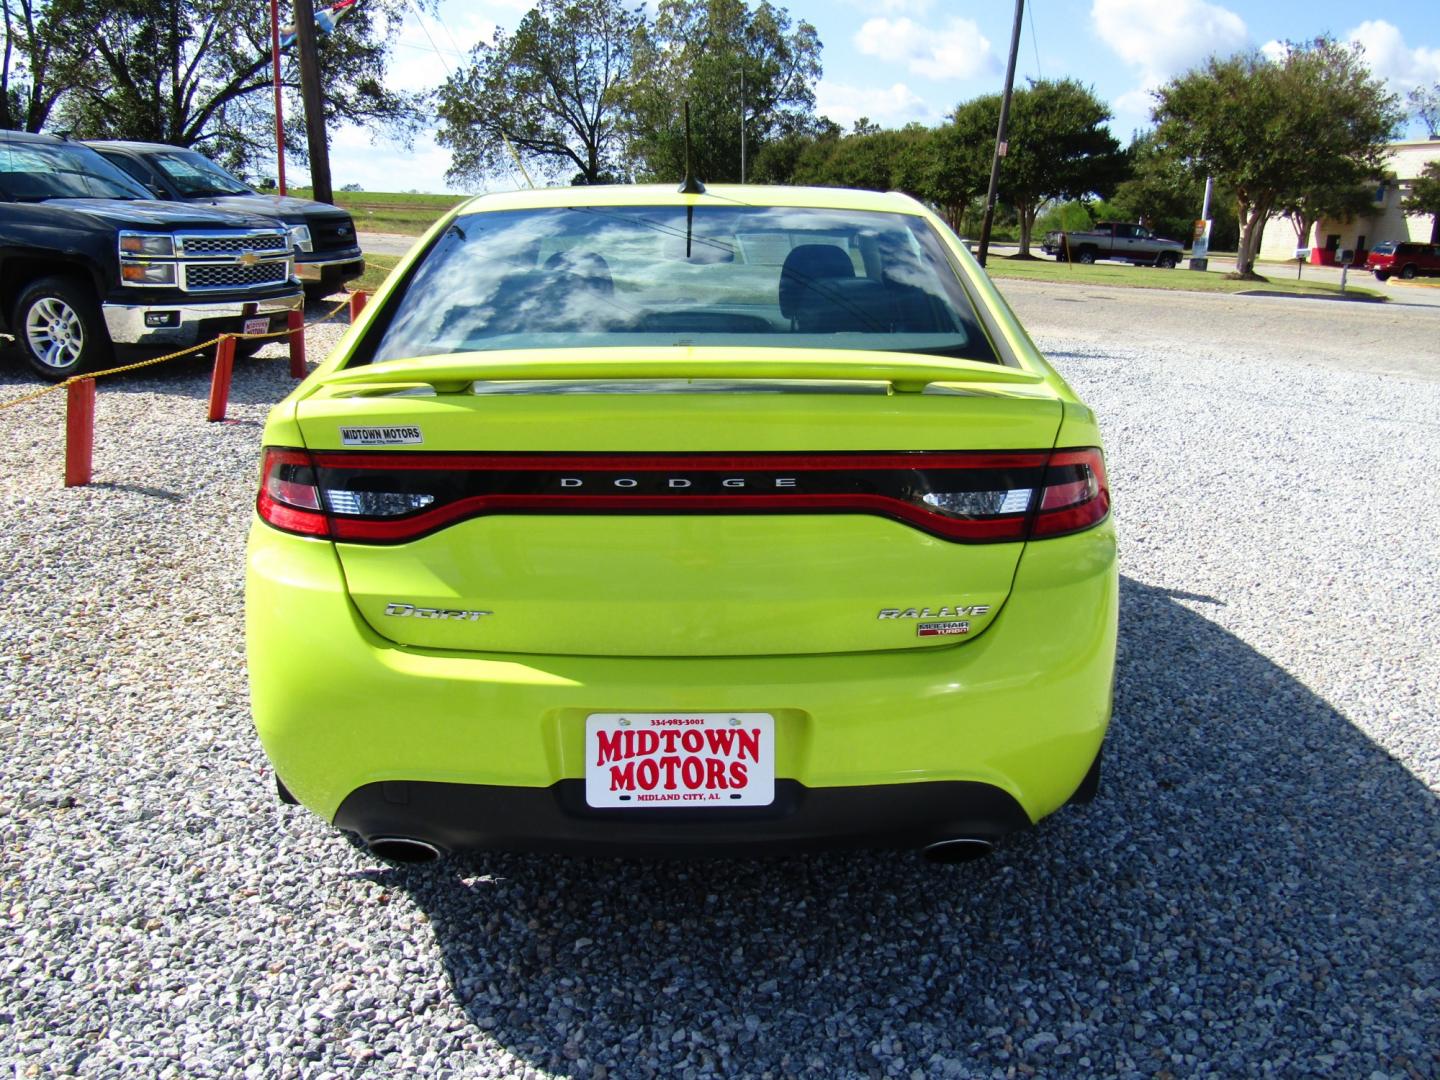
[247,518,1118,846]
[335,778,1034,855]
[102,290,303,347]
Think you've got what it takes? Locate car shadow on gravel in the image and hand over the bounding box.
[374,576,1438,1078]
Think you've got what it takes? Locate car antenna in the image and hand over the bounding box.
[677,101,705,196]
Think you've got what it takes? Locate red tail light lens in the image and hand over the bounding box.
[257,448,330,537]
[255,447,1110,543]
[1032,448,1110,538]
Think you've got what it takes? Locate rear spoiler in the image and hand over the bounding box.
[316,348,1046,395]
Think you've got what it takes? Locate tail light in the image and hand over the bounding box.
[1032,448,1110,538]
[256,447,1110,544]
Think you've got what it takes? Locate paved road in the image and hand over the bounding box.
[358,230,422,256]
[995,275,1440,382]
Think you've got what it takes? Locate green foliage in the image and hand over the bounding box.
[0,0,67,131]
[948,79,1125,255]
[1410,84,1440,138]
[8,0,422,175]
[1403,160,1440,243]
[788,124,931,196]
[436,0,645,186]
[1153,38,1402,275]
[626,0,822,183]
[1105,133,1239,250]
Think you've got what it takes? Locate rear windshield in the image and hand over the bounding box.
[370,205,996,364]
[0,140,150,201]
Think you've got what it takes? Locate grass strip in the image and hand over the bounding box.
[984,256,1384,300]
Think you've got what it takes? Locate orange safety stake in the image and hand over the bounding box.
[208,335,237,422]
[65,378,96,487]
[287,309,306,378]
[349,290,368,321]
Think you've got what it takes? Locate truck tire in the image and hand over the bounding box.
[1374,270,1390,282]
[1155,252,1178,269]
[1077,247,1097,265]
[12,276,113,382]
[1400,264,1418,280]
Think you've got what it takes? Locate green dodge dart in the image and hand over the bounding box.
[246,183,1117,863]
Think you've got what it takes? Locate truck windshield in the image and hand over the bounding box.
[149,151,254,197]
[371,204,997,365]
[0,141,151,201]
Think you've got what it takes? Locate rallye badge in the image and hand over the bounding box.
[340,425,423,446]
[877,605,990,619]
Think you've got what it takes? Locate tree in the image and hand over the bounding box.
[0,0,72,132]
[436,0,645,187]
[1108,132,1239,250]
[627,0,821,183]
[1402,160,1440,244]
[789,123,929,195]
[1410,83,1440,138]
[5,0,421,176]
[1153,38,1403,278]
[951,80,1125,257]
[60,0,418,174]
[1276,177,1382,252]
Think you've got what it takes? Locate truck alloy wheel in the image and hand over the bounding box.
[14,277,111,381]
[1156,252,1178,269]
[1401,265,1417,280]
[1077,248,1097,264]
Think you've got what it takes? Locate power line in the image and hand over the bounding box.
[1028,0,1042,80]
[406,0,452,76]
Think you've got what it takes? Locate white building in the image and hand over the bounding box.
[1258,139,1439,265]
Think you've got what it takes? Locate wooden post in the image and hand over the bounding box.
[65,379,96,487]
[287,309,306,378]
[208,335,237,422]
[349,290,367,321]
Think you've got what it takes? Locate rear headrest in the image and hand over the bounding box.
[779,244,856,319]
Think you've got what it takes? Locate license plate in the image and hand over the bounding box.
[243,316,271,337]
[584,713,775,809]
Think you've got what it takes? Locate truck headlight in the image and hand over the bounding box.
[121,263,178,285]
[119,232,175,257]
[288,224,313,253]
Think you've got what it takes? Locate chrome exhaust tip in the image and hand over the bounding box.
[921,837,995,864]
[367,836,444,865]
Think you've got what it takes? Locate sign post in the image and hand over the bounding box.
[1294,247,1308,281]
[1189,218,1212,271]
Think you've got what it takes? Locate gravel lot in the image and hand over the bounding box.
[1,289,1437,1079]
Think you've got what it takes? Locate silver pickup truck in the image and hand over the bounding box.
[1041,222,1185,268]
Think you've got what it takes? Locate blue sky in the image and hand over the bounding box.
[317,0,1440,194]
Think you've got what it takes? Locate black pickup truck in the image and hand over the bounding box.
[1,130,303,380]
[86,141,364,297]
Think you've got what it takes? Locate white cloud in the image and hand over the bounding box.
[1092,0,1247,133]
[1258,39,1288,64]
[815,81,933,128]
[1091,0,1247,79]
[1345,20,1440,94]
[854,16,995,81]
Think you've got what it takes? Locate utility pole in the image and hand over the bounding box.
[739,65,747,184]
[292,0,333,203]
[269,0,286,195]
[976,0,1024,268]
